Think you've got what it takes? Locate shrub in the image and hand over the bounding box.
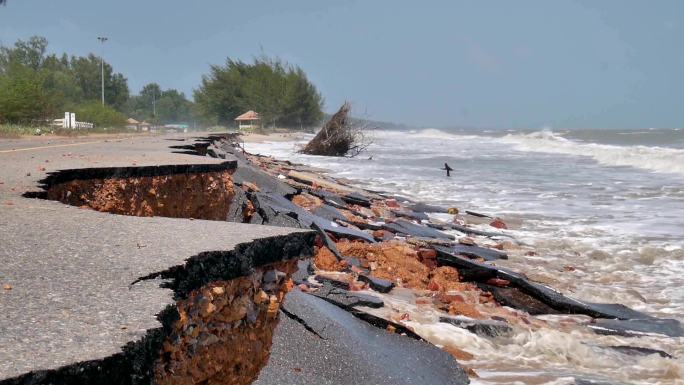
[72,102,127,129]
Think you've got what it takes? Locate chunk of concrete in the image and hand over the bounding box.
[383,219,454,240]
[252,192,375,242]
[358,274,395,293]
[309,285,384,309]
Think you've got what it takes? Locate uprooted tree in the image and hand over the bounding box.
[300,102,372,157]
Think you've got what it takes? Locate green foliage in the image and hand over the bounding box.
[156,89,193,124]
[70,54,129,110]
[0,36,130,125]
[194,57,323,129]
[73,102,127,128]
[0,61,62,123]
[125,83,194,125]
[0,36,48,71]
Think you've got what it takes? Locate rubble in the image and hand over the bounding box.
[337,241,431,289]
[144,133,684,383]
[155,261,297,385]
[489,218,508,229]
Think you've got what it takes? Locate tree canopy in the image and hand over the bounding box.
[0,36,129,125]
[125,83,194,124]
[194,57,323,129]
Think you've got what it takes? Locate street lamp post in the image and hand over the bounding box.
[97,36,108,105]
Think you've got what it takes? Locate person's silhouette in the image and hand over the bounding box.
[442,162,453,177]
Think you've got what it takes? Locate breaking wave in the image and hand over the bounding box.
[499,130,684,175]
[396,128,481,141]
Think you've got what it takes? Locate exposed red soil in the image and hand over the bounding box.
[154,260,297,385]
[290,193,323,210]
[335,241,431,289]
[47,171,235,220]
[314,246,345,271]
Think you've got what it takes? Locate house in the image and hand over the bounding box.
[235,110,260,130]
[126,118,151,132]
[126,118,140,131]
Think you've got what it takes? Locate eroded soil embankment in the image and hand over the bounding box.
[46,170,235,220]
[155,260,297,385]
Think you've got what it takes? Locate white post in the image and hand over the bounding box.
[70,113,76,129]
[64,112,70,128]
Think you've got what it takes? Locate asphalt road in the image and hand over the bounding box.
[0,133,308,380]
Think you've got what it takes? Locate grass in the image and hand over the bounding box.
[0,124,138,138]
[0,124,49,138]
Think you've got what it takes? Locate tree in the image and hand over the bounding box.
[0,64,54,123]
[125,83,194,124]
[140,83,162,102]
[280,67,324,128]
[156,89,192,124]
[0,36,132,124]
[70,54,129,110]
[194,57,323,129]
[0,38,56,123]
[0,36,47,72]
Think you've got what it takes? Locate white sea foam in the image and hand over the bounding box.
[499,130,684,175]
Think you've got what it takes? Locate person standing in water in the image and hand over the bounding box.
[442,162,453,177]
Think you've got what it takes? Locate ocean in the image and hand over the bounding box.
[247,127,684,384]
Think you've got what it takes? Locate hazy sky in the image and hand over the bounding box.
[1,0,682,128]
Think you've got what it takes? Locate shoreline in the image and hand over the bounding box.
[217,132,684,383]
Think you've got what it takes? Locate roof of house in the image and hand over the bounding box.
[126,118,140,124]
[235,110,260,121]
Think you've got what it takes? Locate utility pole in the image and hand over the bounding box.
[97,36,108,105]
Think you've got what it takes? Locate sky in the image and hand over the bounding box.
[1,0,683,129]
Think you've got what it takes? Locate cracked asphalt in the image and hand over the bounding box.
[0,133,308,380]
[0,133,469,385]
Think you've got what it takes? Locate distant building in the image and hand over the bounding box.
[235,110,260,130]
[126,118,151,131]
[126,118,140,131]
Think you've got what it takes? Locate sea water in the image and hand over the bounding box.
[247,128,684,384]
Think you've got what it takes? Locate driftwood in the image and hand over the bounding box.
[301,102,370,157]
